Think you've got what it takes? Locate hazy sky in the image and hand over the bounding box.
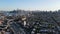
[0,0,60,11]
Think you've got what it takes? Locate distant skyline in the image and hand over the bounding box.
[0,0,60,11]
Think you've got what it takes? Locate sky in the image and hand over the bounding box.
[0,0,60,11]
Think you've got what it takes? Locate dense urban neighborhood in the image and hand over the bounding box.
[0,10,60,34]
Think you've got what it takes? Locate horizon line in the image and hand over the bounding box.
[0,9,60,11]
